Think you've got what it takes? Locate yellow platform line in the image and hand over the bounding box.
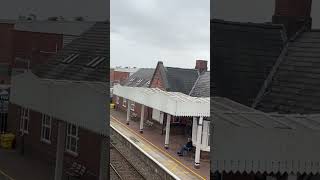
[111,115,206,180]
[0,168,15,180]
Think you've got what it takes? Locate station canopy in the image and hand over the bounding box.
[113,85,210,117]
[212,97,320,175]
[10,72,108,135]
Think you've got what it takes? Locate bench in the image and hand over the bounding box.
[66,162,86,180]
[130,112,139,122]
[179,145,195,156]
[144,120,154,127]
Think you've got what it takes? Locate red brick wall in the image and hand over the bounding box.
[7,103,102,179]
[275,0,312,17]
[12,31,63,69]
[0,23,14,64]
[150,67,165,90]
[0,23,14,84]
[111,71,129,85]
[114,96,150,121]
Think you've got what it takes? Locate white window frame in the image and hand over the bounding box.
[116,96,119,104]
[20,107,29,134]
[130,102,135,111]
[122,98,127,107]
[65,124,79,156]
[40,114,52,144]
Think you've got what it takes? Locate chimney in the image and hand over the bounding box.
[195,60,208,73]
[272,0,312,38]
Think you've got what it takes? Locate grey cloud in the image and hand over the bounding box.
[111,0,210,68]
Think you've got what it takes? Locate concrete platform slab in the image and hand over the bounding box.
[111,110,209,180]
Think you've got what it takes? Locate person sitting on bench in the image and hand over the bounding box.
[177,138,193,156]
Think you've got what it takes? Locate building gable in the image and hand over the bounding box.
[150,61,167,90]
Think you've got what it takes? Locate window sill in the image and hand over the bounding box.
[65,150,78,157]
[20,130,29,135]
[40,139,51,145]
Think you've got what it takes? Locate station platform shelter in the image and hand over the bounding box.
[112,85,210,179]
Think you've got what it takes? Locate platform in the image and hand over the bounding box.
[0,149,55,180]
[111,109,209,180]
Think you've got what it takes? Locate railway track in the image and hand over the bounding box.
[110,141,145,180]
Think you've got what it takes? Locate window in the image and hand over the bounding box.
[146,80,150,86]
[66,124,79,155]
[20,107,29,134]
[61,54,79,63]
[129,78,135,82]
[123,98,127,107]
[116,96,119,104]
[130,102,135,111]
[41,114,52,143]
[86,56,106,68]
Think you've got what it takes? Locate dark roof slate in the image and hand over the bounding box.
[14,21,94,35]
[32,21,109,82]
[256,30,320,113]
[190,71,210,97]
[212,19,286,106]
[124,68,155,87]
[165,67,199,95]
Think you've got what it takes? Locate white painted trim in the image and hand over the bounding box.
[113,85,209,117]
[10,72,108,135]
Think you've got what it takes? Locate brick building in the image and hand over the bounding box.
[7,22,109,180]
[0,19,94,140]
[113,60,210,168]
[0,20,15,84]
[212,0,320,179]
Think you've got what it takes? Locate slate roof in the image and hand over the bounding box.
[124,68,154,87]
[0,19,16,24]
[14,21,94,35]
[213,96,320,130]
[164,67,199,95]
[212,19,286,106]
[256,30,320,114]
[32,21,109,82]
[189,71,210,97]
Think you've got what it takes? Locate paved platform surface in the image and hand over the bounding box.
[0,149,55,180]
[111,109,209,180]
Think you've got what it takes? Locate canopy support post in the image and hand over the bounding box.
[99,136,108,180]
[140,104,145,133]
[164,114,171,149]
[194,116,203,169]
[126,100,130,125]
[54,121,66,180]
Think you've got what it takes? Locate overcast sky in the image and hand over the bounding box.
[111,0,210,69]
[0,0,109,20]
[211,0,320,29]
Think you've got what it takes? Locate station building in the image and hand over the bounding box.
[112,60,210,169]
[212,0,320,179]
[0,19,94,136]
[7,21,109,180]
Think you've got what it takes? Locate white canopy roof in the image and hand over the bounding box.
[212,97,320,175]
[10,72,108,136]
[113,85,210,117]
